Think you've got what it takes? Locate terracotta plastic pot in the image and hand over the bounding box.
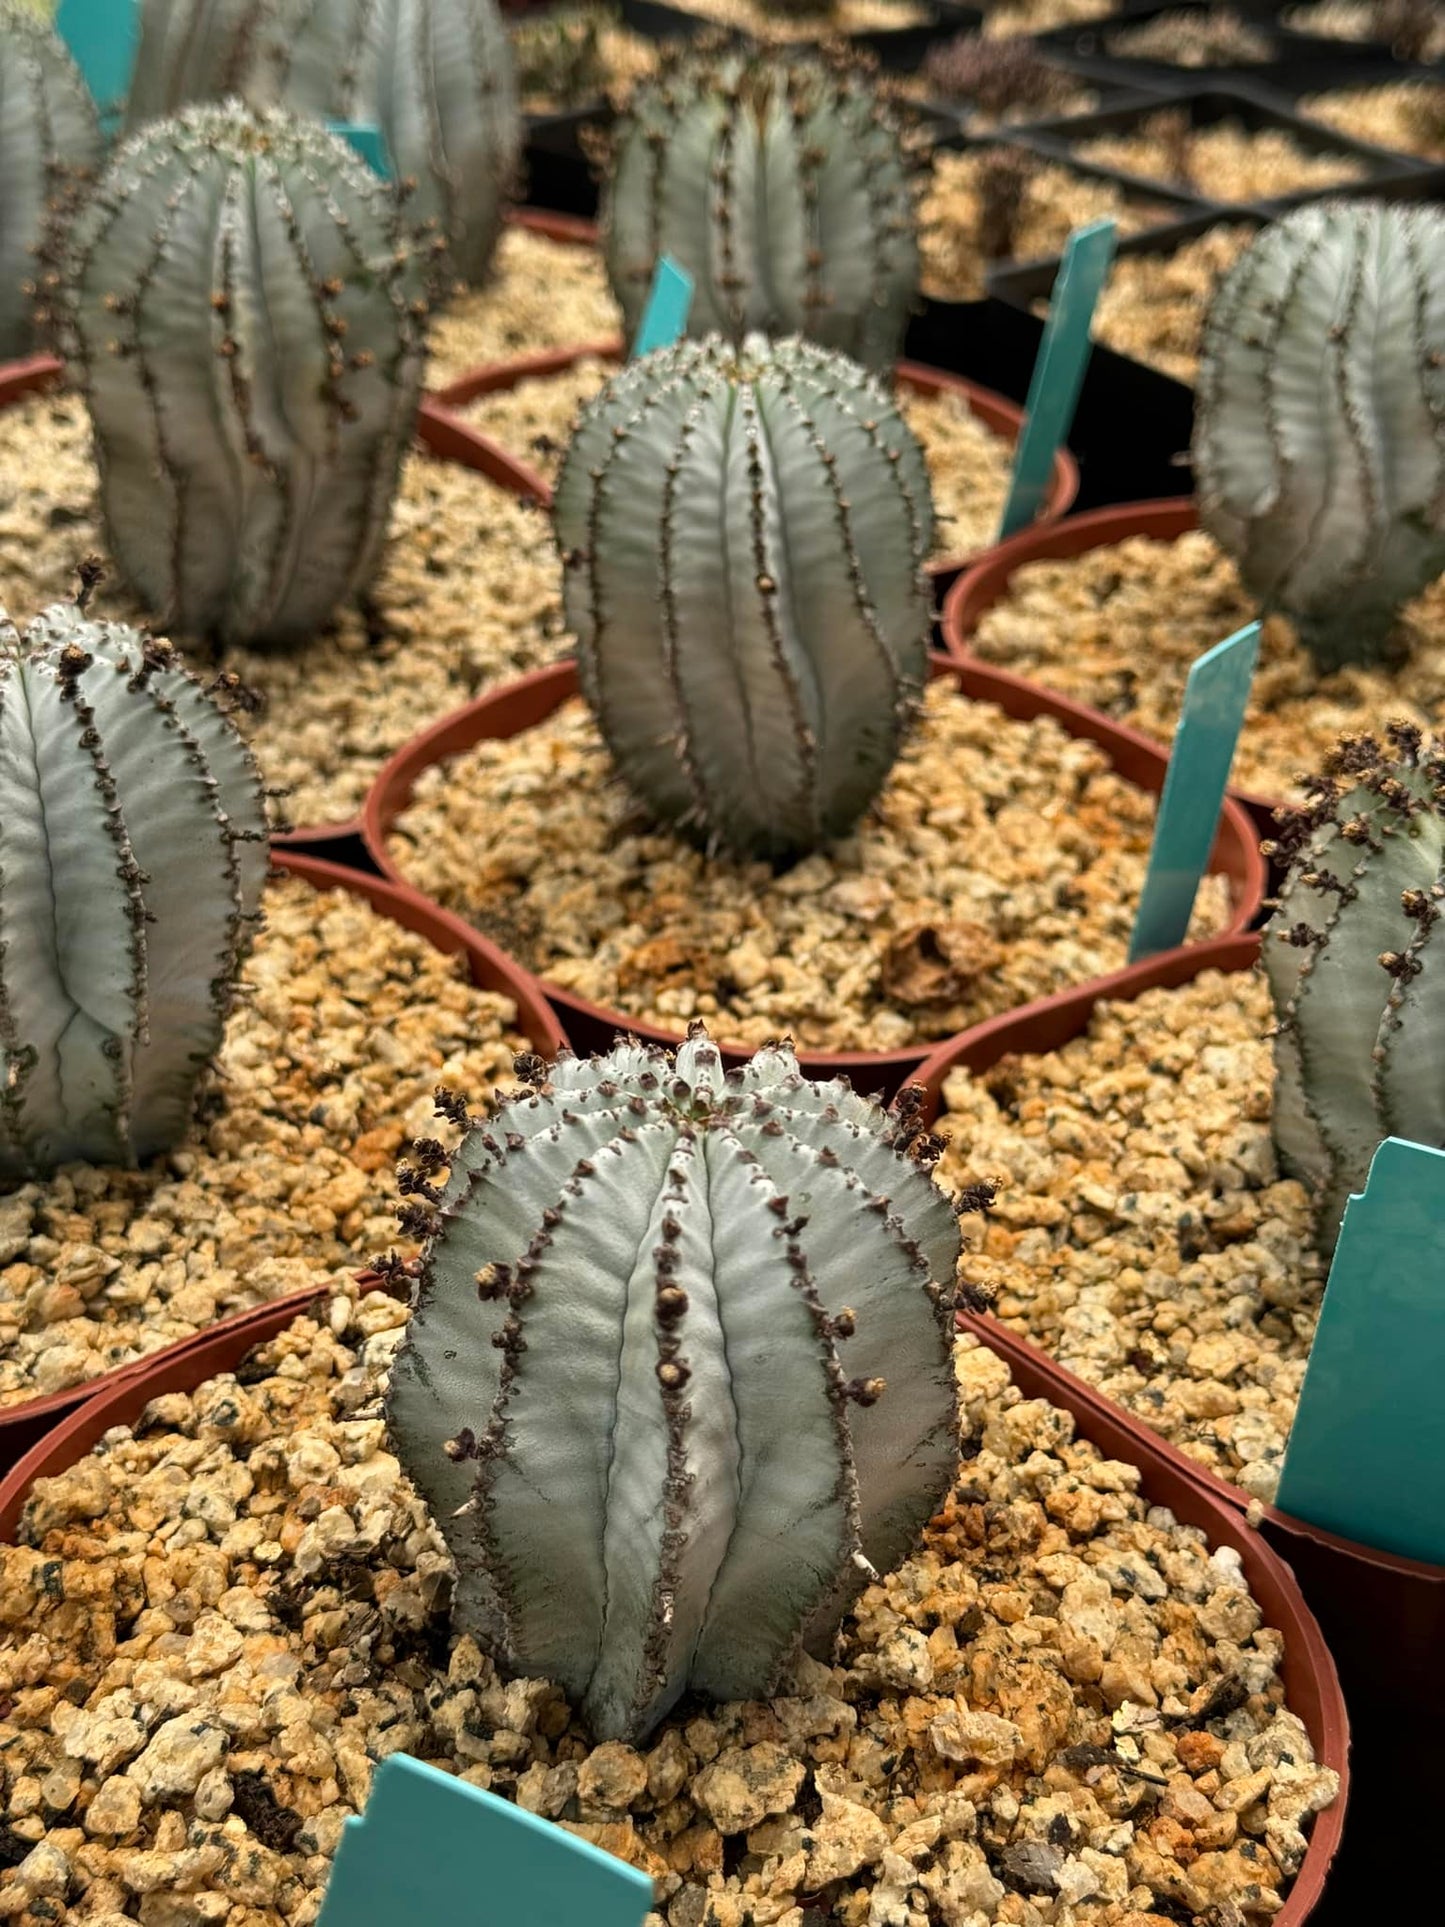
[0,851,565,1478]
[360,655,1265,1096]
[427,342,1080,584]
[941,498,1286,837]
[0,1280,1349,1927]
[915,933,1436,1906]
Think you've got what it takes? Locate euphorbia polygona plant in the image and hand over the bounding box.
[63,103,427,649]
[1193,200,1445,672]
[554,333,935,860]
[603,41,923,370]
[386,1027,988,1742]
[245,0,521,289]
[0,1,103,360]
[125,0,272,128]
[0,581,269,1178]
[1264,725,1445,1250]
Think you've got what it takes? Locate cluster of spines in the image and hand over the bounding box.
[1263,723,1445,1244]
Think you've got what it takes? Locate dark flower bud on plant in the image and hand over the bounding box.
[62,103,428,648]
[553,333,935,861]
[0,1,103,360]
[1263,727,1445,1249]
[386,1027,970,1742]
[1193,200,1445,672]
[603,40,924,370]
[0,594,268,1178]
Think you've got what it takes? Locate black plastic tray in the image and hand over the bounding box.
[1033,0,1422,96]
[618,0,984,70]
[986,201,1267,312]
[1017,82,1437,215]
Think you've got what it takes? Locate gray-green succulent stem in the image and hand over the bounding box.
[245,0,521,290]
[1194,200,1445,673]
[603,40,924,370]
[0,1,103,361]
[554,332,935,861]
[1263,724,1445,1250]
[63,102,428,649]
[125,1,273,130]
[0,591,269,1179]
[386,1027,977,1743]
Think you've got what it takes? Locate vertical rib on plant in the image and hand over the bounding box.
[0,589,269,1178]
[125,0,273,129]
[553,332,936,861]
[0,1,103,360]
[63,102,428,648]
[247,0,521,289]
[386,1027,980,1743]
[1263,725,1445,1250]
[1194,200,1445,673]
[603,41,924,370]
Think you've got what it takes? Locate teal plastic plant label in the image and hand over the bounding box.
[57,0,139,122]
[997,218,1117,542]
[316,1754,655,1927]
[327,122,393,180]
[1276,1137,1445,1565]
[1128,620,1260,963]
[631,255,695,360]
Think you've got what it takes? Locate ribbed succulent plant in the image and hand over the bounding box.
[0,584,269,1179]
[0,2,103,361]
[1194,200,1445,673]
[245,0,521,289]
[554,332,935,861]
[386,1026,985,1742]
[63,102,428,649]
[125,0,272,129]
[1263,725,1445,1249]
[603,42,924,370]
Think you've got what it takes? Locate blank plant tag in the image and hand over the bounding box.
[316,1753,655,1927]
[631,255,695,360]
[1276,1136,1445,1566]
[327,122,393,179]
[1129,620,1260,964]
[56,0,138,126]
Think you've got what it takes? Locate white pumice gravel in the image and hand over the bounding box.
[0,1301,1337,1926]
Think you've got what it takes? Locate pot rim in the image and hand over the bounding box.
[358,654,1266,1086]
[0,1280,1349,1923]
[917,929,1445,1587]
[940,496,1287,830]
[0,850,564,1456]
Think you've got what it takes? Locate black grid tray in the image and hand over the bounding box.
[618,0,983,71]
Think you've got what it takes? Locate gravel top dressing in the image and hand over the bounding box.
[386,682,1230,1055]
[1299,82,1445,162]
[966,529,1445,803]
[0,878,528,1411]
[936,969,1320,1506]
[1073,118,1368,206]
[0,1299,1337,1925]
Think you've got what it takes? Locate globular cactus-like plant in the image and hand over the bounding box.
[386,1026,985,1743]
[1193,201,1445,674]
[64,103,428,649]
[0,582,269,1179]
[603,42,924,370]
[0,2,103,361]
[247,0,521,289]
[1263,724,1445,1250]
[510,5,607,108]
[125,0,272,129]
[554,333,935,861]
